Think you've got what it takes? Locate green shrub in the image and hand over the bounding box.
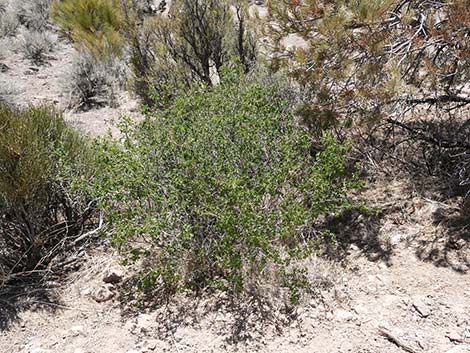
[50,0,125,58]
[0,103,94,279]
[91,75,361,299]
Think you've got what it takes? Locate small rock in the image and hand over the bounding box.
[348,244,360,252]
[334,309,354,321]
[412,298,431,318]
[80,287,92,297]
[71,325,84,336]
[353,305,368,315]
[444,345,470,353]
[103,270,123,284]
[92,284,115,302]
[146,340,158,350]
[447,331,464,343]
[29,349,51,353]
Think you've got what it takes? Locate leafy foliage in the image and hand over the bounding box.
[91,76,361,298]
[0,103,94,279]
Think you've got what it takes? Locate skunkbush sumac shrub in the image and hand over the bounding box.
[92,75,362,299]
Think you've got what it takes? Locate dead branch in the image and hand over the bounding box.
[378,325,418,353]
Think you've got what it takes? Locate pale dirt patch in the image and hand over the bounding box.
[0,31,142,137]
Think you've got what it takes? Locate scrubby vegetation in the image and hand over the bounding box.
[18,29,54,64]
[0,0,468,314]
[90,74,361,299]
[268,0,470,196]
[50,0,125,58]
[64,51,128,109]
[126,0,257,106]
[0,103,95,281]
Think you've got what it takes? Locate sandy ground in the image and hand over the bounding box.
[0,31,141,137]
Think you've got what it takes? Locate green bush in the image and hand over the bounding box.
[92,75,361,299]
[0,103,94,279]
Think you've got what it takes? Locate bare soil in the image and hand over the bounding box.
[0,32,142,137]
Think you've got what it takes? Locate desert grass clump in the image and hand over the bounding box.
[50,0,125,59]
[0,103,95,280]
[18,30,54,64]
[90,73,362,301]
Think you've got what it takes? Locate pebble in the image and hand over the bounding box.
[29,349,51,353]
[71,325,85,336]
[412,297,431,318]
[446,331,464,343]
[92,284,115,303]
[353,305,369,315]
[334,309,354,321]
[103,270,123,284]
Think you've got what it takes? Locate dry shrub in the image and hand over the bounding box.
[63,50,128,109]
[0,9,19,38]
[13,0,52,31]
[18,30,54,64]
[0,103,95,280]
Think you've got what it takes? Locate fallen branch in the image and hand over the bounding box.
[378,325,418,353]
[386,118,470,149]
[66,212,104,250]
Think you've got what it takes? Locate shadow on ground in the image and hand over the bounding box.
[414,205,469,273]
[119,277,302,345]
[321,207,392,265]
[0,274,63,331]
[353,111,470,273]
